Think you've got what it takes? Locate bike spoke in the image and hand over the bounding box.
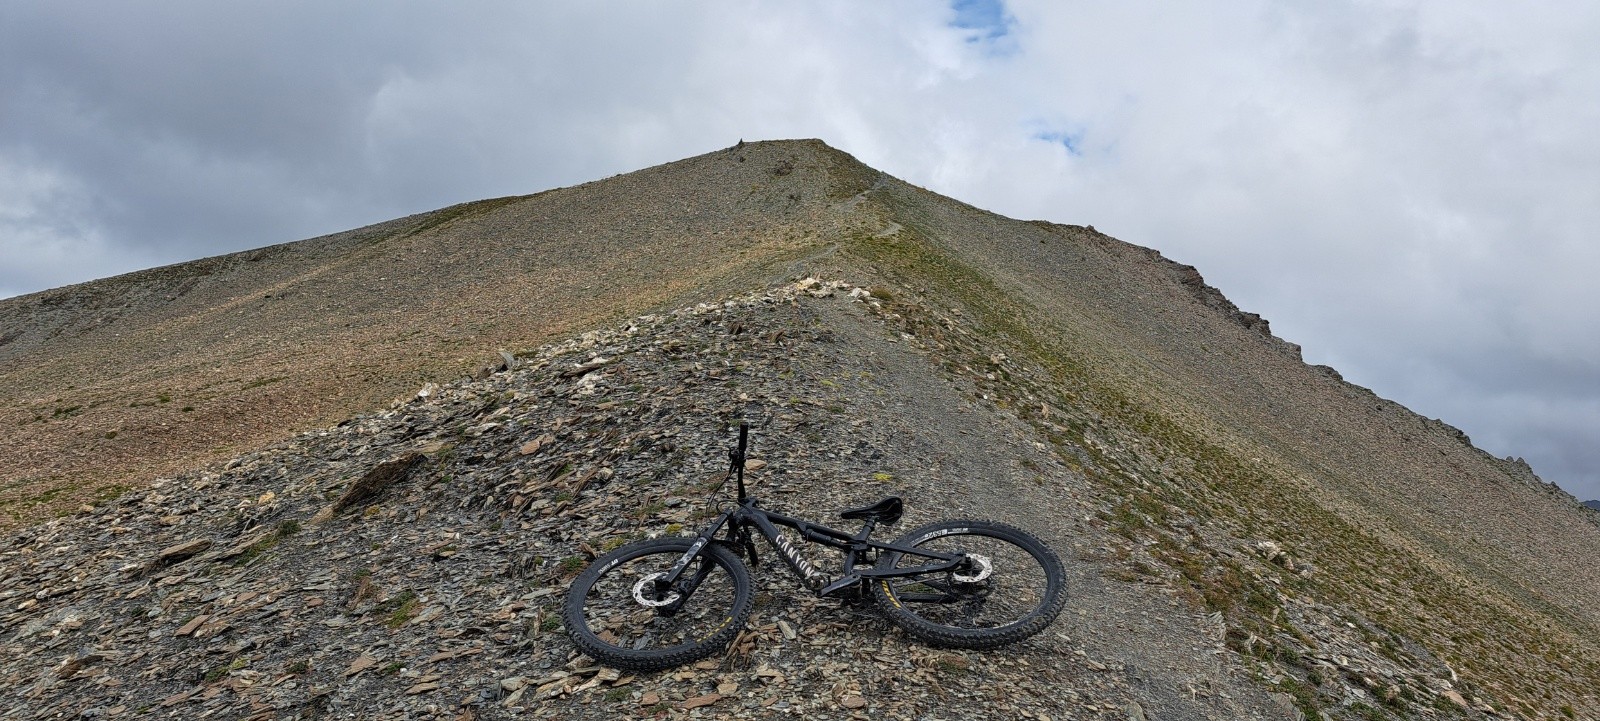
[889,576,963,603]
[573,545,742,654]
[878,527,1056,632]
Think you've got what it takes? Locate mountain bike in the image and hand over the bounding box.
[563,423,1067,671]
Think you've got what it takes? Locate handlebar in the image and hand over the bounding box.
[733,422,750,501]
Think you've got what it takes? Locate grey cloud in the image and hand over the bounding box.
[1,1,1595,499]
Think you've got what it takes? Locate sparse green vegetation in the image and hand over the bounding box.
[402,195,527,238]
[240,376,287,390]
[51,405,82,419]
[1274,676,1321,718]
[557,556,587,578]
[842,213,1600,713]
[93,483,130,504]
[0,486,66,516]
[234,518,303,564]
[375,590,419,629]
[203,657,247,683]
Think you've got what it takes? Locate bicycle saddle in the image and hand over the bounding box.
[839,496,903,525]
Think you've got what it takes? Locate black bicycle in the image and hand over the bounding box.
[563,423,1067,671]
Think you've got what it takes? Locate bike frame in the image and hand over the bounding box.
[655,424,971,602]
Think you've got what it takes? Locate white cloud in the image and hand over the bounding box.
[1,0,1595,498]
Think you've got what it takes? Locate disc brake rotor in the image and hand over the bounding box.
[952,554,994,583]
[631,572,681,607]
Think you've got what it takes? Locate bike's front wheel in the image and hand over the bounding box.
[563,538,753,671]
[872,519,1065,649]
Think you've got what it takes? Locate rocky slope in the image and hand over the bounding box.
[3,139,1598,719]
[4,280,1295,720]
[0,140,872,524]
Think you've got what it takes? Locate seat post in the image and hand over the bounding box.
[854,517,877,541]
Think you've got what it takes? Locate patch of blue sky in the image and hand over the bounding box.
[1034,129,1086,157]
[949,0,1017,55]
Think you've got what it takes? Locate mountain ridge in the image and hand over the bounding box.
[2,139,1596,719]
[0,279,1299,720]
[0,139,873,522]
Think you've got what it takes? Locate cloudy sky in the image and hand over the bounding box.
[3,1,1596,499]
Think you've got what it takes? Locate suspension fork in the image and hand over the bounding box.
[652,510,733,611]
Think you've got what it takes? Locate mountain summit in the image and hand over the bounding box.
[2,140,1597,719]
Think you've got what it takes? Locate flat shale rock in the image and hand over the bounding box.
[0,279,1464,720]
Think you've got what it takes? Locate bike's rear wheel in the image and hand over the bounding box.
[872,519,1065,649]
[563,538,753,671]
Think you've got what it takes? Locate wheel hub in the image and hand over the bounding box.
[952,554,994,583]
[631,573,682,607]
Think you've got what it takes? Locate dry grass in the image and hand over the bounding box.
[0,140,869,527]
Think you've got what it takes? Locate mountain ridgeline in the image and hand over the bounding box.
[2,140,1596,719]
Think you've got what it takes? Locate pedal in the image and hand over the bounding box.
[817,574,862,598]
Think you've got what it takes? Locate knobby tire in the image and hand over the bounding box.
[871,519,1066,649]
[563,538,753,671]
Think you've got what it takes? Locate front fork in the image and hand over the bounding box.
[649,511,735,615]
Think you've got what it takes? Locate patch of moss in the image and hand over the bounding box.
[557,556,587,578]
[375,590,420,629]
[234,518,303,564]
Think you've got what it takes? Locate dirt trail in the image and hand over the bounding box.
[796,297,1286,720]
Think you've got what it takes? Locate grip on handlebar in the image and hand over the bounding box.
[736,422,749,459]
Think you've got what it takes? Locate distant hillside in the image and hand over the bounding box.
[1584,500,1600,510]
[0,139,873,523]
[3,139,1598,718]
